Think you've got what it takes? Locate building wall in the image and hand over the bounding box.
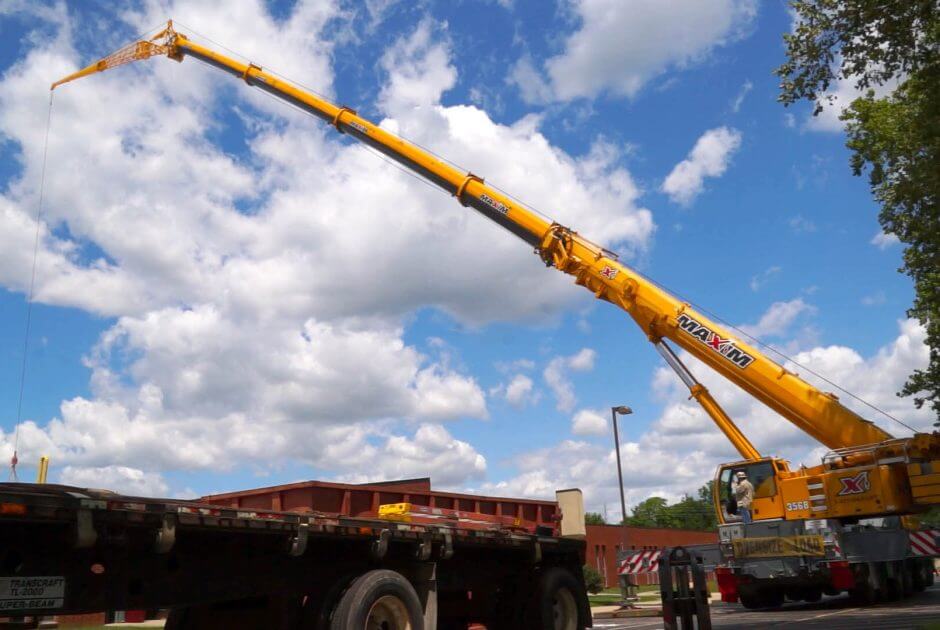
[585,524,718,587]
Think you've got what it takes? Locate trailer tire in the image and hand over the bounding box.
[328,569,423,630]
[527,567,584,630]
[299,572,358,630]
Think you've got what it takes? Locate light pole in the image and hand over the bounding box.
[611,405,632,528]
[611,405,634,602]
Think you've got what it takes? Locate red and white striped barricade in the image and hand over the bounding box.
[619,549,663,586]
[909,530,940,558]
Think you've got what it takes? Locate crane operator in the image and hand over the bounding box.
[733,470,754,524]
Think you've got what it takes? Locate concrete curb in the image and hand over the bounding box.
[593,606,663,619]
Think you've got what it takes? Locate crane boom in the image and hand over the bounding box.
[52,22,894,454]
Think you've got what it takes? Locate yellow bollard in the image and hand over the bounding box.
[36,456,49,484]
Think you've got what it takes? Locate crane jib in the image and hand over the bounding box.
[180,44,543,249]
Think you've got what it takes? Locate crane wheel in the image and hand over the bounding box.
[739,588,783,610]
[912,558,930,592]
[881,561,903,601]
[901,561,915,597]
[328,569,423,630]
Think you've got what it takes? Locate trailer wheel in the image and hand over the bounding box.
[328,569,423,630]
[527,567,583,630]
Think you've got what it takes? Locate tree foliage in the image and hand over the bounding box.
[777,0,940,418]
[621,485,717,531]
[584,512,607,525]
[583,564,606,594]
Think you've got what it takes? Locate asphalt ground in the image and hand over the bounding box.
[592,584,940,629]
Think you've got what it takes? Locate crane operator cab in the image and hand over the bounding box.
[714,458,790,524]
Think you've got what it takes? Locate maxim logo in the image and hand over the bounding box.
[676,314,755,369]
[838,471,871,496]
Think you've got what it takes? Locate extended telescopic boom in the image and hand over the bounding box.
[52,22,895,458]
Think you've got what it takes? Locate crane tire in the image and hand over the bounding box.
[901,561,915,597]
[913,559,929,592]
[738,592,763,610]
[328,569,424,630]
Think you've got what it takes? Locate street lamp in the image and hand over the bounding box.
[611,405,632,529]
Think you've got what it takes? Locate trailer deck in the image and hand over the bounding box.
[0,482,590,628]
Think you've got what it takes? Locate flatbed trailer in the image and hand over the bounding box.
[0,482,591,629]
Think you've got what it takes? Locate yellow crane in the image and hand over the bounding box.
[52,20,940,606]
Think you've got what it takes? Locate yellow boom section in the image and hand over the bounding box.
[52,22,894,452]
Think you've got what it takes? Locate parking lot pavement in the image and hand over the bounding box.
[592,584,940,629]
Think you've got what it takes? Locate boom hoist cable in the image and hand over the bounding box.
[10,92,54,481]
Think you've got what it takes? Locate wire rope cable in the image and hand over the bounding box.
[10,92,55,480]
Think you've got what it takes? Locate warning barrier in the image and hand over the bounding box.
[910,530,940,557]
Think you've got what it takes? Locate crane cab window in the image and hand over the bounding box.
[718,461,778,521]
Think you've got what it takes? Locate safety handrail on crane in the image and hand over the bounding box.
[51,21,899,459]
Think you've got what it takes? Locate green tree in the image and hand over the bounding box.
[583,564,606,594]
[585,512,607,525]
[623,497,673,528]
[777,0,940,418]
[622,486,718,531]
[920,505,940,529]
[666,486,718,531]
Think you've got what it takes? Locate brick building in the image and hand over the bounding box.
[585,524,718,587]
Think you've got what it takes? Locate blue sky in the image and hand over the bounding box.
[0,1,927,516]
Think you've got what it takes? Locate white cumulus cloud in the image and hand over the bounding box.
[0,4,655,494]
[871,231,900,249]
[60,465,169,497]
[510,0,757,102]
[740,298,815,338]
[505,375,535,405]
[571,409,608,436]
[661,127,742,206]
[544,349,597,412]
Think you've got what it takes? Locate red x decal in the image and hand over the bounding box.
[709,334,728,351]
[838,471,870,495]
